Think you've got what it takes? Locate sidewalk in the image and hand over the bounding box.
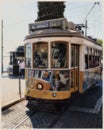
[1,73,25,108]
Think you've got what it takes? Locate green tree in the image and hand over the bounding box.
[97,39,103,45]
[36,2,65,21]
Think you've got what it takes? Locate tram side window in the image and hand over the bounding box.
[25,44,32,68]
[89,55,93,68]
[71,46,74,67]
[85,55,88,69]
[75,46,79,66]
[51,42,68,68]
[33,42,48,68]
[98,50,102,66]
[85,47,102,69]
[71,45,79,67]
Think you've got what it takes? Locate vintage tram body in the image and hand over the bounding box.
[24,18,102,110]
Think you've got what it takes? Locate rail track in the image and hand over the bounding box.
[1,100,66,129]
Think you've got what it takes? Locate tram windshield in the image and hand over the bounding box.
[33,42,48,68]
[51,43,68,68]
[26,41,70,91]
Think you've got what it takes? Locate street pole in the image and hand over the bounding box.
[1,20,3,74]
[19,71,21,98]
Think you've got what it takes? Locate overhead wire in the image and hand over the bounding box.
[82,2,102,23]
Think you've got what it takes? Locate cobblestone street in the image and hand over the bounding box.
[1,83,102,128]
[53,84,102,128]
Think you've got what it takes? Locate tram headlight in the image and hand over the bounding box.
[37,83,43,90]
[52,93,57,97]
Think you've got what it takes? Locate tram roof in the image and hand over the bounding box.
[25,28,102,47]
[25,18,102,47]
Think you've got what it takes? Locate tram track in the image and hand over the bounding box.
[16,109,63,128]
[11,110,38,129]
[1,100,64,128]
[1,100,29,129]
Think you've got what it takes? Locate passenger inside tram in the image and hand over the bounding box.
[52,70,69,91]
[34,70,70,91]
[34,43,48,68]
[51,43,67,68]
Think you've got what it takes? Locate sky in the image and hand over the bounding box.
[0,0,103,69]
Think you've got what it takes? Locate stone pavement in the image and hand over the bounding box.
[53,81,102,128]
[1,73,25,108]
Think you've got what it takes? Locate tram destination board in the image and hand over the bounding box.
[29,18,67,33]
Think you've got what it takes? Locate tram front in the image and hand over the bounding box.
[24,18,78,105]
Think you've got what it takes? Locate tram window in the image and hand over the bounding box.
[33,42,48,68]
[89,55,93,68]
[93,56,96,67]
[52,70,70,91]
[33,70,70,91]
[34,70,42,78]
[70,70,74,88]
[51,43,68,68]
[71,45,79,67]
[71,46,74,67]
[85,47,102,69]
[85,55,88,69]
[84,46,89,69]
[25,44,32,68]
[75,46,79,66]
[98,51,102,66]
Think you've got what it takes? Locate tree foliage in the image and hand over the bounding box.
[36,2,65,21]
[97,39,103,45]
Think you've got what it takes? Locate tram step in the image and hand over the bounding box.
[27,101,58,112]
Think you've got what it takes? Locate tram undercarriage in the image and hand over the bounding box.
[26,96,69,112]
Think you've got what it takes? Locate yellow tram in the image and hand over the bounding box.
[24,18,102,110]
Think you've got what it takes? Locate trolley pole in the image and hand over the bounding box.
[1,20,3,75]
[85,20,87,36]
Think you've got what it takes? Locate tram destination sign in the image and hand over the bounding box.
[29,18,68,33]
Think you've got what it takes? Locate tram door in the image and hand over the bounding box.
[70,45,79,92]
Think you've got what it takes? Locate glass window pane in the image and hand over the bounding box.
[85,55,88,69]
[25,44,32,68]
[51,42,68,68]
[71,46,74,67]
[75,46,79,66]
[33,42,48,68]
[33,70,70,91]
